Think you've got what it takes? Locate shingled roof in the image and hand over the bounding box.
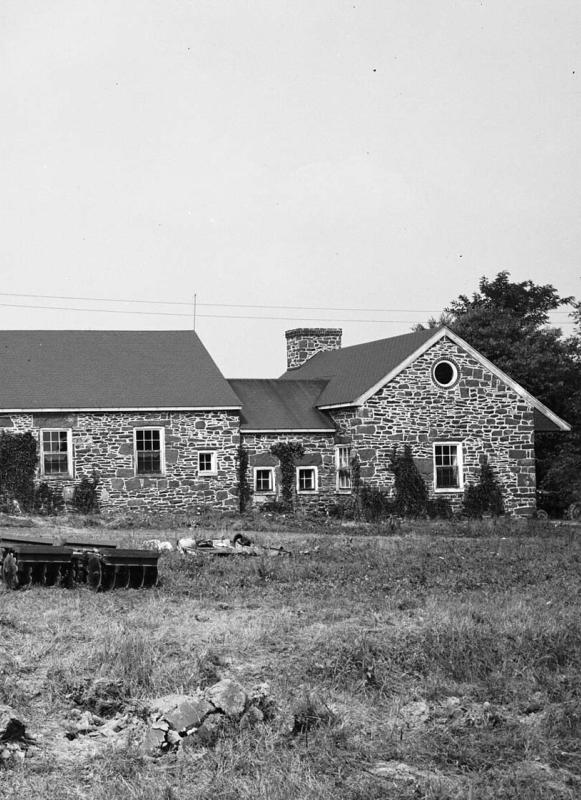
[0,331,241,410]
[280,327,570,432]
[280,328,436,407]
[228,379,334,431]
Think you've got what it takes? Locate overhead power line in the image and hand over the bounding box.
[0,291,572,315]
[0,300,433,324]
[0,300,575,325]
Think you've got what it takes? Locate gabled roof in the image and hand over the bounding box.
[280,328,436,407]
[228,379,334,432]
[0,331,241,411]
[280,327,571,432]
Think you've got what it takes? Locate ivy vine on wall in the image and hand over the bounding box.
[270,441,305,508]
[0,432,37,512]
[237,445,252,513]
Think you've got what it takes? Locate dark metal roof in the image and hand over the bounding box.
[227,379,334,431]
[0,331,241,410]
[280,328,437,406]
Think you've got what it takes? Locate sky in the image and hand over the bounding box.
[1,0,580,377]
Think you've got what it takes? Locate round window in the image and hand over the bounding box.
[432,360,458,388]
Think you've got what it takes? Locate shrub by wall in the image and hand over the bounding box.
[463,459,505,517]
[389,444,429,517]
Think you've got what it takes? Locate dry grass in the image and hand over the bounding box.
[1,520,580,799]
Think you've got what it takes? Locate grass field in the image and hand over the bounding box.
[1,519,580,799]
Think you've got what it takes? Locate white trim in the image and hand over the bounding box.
[253,466,276,494]
[335,444,352,492]
[322,327,570,432]
[296,465,319,494]
[40,427,74,478]
[432,359,459,389]
[433,441,464,493]
[133,426,166,476]
[243,428,334,434]
[1,406,242,413]
[317,402,360,411]
[198,451,218,476]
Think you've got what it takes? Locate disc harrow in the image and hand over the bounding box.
[0,535,159,591]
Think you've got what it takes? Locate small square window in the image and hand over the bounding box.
[198,451,217,474]
[297,466,318,493]
[41,429,72,476]
[434,443,463,490]
[134,428,165,475]
[254,467,275,493]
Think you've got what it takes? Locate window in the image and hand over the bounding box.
[433,443,463,491]
[335,445,352,491]
[198,451,217,475]
[432,359,459,389]
[41,429,72,476]
[134,428,165,475]
[254,467,275,493]
[296,466,318,493]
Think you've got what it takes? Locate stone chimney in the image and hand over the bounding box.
[285,328,342,370]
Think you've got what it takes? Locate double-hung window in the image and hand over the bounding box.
[41,429,73,476]
[335,445,352,492]
[254,467,275,494]
[135,428,165,475]
[296,466,318,494]
[433,443,463,491]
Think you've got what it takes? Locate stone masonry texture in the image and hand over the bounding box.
[329,338,537,515]
[241,432,339,512]
[285,328,342,370]
[6,410,240,511]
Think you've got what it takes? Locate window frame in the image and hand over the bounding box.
[198,450,218,476]
[296,466,319,494]
[433,442,464,492]
[253,466,276,494]
[431,359,459,389]
[335,445,352,493]
[40,428,73,478]
[133,427,166,476]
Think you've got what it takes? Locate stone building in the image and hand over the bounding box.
[0,326,570,515]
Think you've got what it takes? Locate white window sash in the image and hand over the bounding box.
[433,442,464,492]
[253,467,275,493]
[198,451,217,475]
[296,466,318,494]
[133,427,166,476]
[335,445,352,491]
[40,428,73,477]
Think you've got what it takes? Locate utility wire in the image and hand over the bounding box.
[0,300,575,325]
[0,301,432,324]
[0,290,572,315]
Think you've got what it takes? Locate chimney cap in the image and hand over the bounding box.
[285,327,342,339]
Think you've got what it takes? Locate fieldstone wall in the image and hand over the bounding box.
[285,328,342,370]
[240,431,339,512]
[5,411,240,511]
[330,337,536,515]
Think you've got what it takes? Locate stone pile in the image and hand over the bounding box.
[143,679,273,755]
[0,705,34,767]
